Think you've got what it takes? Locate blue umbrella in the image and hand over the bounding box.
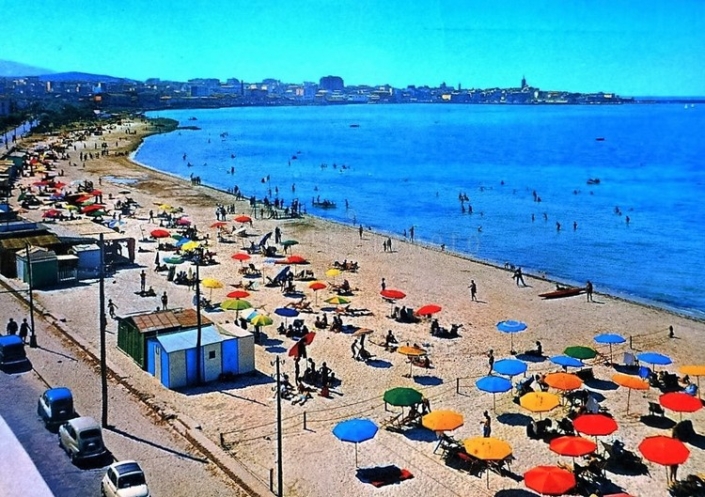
[175,237,191,247]
[594,333,626,364]
[275,307,299,318]
[637,352,672,367]
[496,320,528,354]
[550,355,584,368]
[332,418,378,466]
[476,375,513,411]
[493,358,528,377]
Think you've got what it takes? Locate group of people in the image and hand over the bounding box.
[5,317,32,343]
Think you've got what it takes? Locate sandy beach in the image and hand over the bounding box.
[10,117,705,497]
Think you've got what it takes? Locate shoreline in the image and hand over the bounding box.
[129,126,703,324]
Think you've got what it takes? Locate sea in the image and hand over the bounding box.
[134,104,705,320]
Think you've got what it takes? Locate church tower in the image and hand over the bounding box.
[521,75,528,89]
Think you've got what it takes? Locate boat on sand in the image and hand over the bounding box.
[539,287,585,299]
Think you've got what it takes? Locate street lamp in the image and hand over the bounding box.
[24,244,37,348]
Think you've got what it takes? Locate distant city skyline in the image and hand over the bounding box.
[3,0,705,96]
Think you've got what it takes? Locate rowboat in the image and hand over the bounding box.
[539,287,585,299]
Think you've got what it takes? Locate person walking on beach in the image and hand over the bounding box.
[161,291,168,310]
[19,318,30,344]
[469,280,477,302]
[6,318,18,335]
[513,267,526,287]
[585,280,594,302]
[409,226,415,243]
[358,224,363,239]
[351,338,359,360]
[481,411,492,438]
[381,278,386,292]
[107,299,118,319]
[487,349,495,375]
[140,270,146,293]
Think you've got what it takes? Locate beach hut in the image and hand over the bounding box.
[145,325,251,389]
[69,243,102,279]
[15,246,58,288]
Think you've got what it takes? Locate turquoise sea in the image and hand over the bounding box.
[136,104,705,319]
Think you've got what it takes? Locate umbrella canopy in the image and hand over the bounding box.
[476,376,513,393]
[281,239,299,247]
[612,373,650,414]
[351,328,374,337]
[524,465,576,495]
[220,299,252,311]
[493,358,527,377]
[544,372,583,391]
[332,418,379,467]
[564,346,598,360]
[398,345,426,357]
[464,437,512,461]
[383,387,423,407]
[176,217,191,226]
[594,333,626,345]
[639,436,690,466]
[380,289,406,300]
[421,410,464,432]
[82,203,104,213]
[250,314,273,327]
[680,364,705,377]
[325,268,341,278]
[520,392,561,413]
[210,221,228,228]
[181,240,201,251]
[274,307,299,318]
[231,253,251,262]
[415,304,442,316]
[288,333,316,357]
[42,209,61,218]
[226,290,250,299]
[285,255,307,264]
[573,414,618,437]
[201,278,224,289]
[234,215,252,223]
[550,436,597,457]
[308,281,327,291]
[496,320,527,353]
[659,392,702,414]
[550,355,584,369]
[325,296,351,305]
[637,352,672,366]
[163,256,183,264]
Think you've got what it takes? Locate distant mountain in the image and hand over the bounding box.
[0,59,54,77]
[36,71,135,84]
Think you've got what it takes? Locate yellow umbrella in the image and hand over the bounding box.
[201,277,224,300]
[325,268,341,278]
[464,437,513,488]
[520,392,561,414]
[181,240,201,252]
[398,345,427,377]
[422,410,464,432]
[679,365,705,398]
[612,373,649,414]
[544,372,583,391]
[325,295,351,305]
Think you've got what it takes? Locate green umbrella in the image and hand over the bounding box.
[250,314,273,327]
[564,346,597,360]
[86,210,107,217]
[163,256,183,264]
[281,239,299,247]
[221,299,252,312]
[383,387,423,407]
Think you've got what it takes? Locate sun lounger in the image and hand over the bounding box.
[356,465,413,487]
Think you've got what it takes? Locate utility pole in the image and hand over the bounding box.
[99,234,108,428]
[275,356,283,497]
[195,251,202,385]
[25,245,37,348]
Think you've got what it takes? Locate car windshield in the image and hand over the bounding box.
[81,428,102,439]
[118,473,146,488]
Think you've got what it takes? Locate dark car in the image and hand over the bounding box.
[38,387,76,428]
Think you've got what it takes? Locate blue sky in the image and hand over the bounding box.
[3,0,704,95]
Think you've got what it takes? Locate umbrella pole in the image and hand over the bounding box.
[626,388,631,415]
[355,443,359,467]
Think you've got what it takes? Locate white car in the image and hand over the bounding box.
[101,460,150,497]
[58,416,107,463]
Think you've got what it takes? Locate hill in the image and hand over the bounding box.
[0,59,54,77]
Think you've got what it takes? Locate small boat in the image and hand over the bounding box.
[539,287,585,299]
[587,178,601,185]
[595,137,605,141]
[349,124,360,128]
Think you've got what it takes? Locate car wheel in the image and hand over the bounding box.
[70,451,77,464]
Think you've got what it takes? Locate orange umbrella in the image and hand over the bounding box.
[308,280,326,304]
[612,373,649,414]
[524,465,576,495]
[520,392,560,414]
[422,410,464,432]
[234,215,251,223]
[679,365,705,398]
[464,437,513,489]
[549,436,597,457]
[659,392,702,420]
[544,372,583,391]
[211,221,228,228]
[398,345,427,377]
[573,414,618,437]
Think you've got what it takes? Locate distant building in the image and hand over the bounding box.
[319,75,344,92]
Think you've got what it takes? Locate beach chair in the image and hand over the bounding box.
[623,352,638,368]
[266,266,291,287]
[434,433,461,455]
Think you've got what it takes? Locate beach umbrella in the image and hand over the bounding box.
[564,346,597,360]
[493,358,528,377]
[476,376,512,411]
[285,255,307,266]
[639,435,690,484]
[234,215,252,224]
[659,392,702,421]
[210,221,228,228]
[415,304,442,317]
[163,256,183,265]
[231,253,251,264]
[520,392,560,415]
[612,373,649,414]
[181,240,201,252]
[544,372,583,391]
[550,355,584,369]
[680,364,705,398]
[288,332,316,357]
[250,314,273,327]
[325,268,341,278]
[550,436,597,458]
[65,204,78,211]
[594,333,626,364]
[176,217,191,226]
[220,298,252,317]
[464,437,513,488]
[524,465,576,495]
[332,418,378,467]
[351,328,374,337]
[275,307,299,325]
[150,229,171,238]
[42,209,61,218]
[398,345,427,377]
[573,414,618,437]
[381,289,406,300]
[637,352,672,368]
[421,410,464,432]
[325,295,350,305]
[308,281,326,304]
[82,204,104,213]
[383,387,423,408]
[496,320,527,354]
[281,239,299,247]
[201,277,224,301]
[226,290,250,299]
[86,209,107,218]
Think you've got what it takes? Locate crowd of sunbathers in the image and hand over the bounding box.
[331,260,359,272]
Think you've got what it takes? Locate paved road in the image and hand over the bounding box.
[0,287,241,496]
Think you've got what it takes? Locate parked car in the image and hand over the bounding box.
[101,460,150,497]
[0,335,28,368]
[38,387,76,428]
[58,416,107,463]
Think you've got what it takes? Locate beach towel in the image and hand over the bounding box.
[356,465,414,487]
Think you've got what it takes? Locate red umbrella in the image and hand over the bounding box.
[82,204,104,213]
[639,436,690,466]
[226,290,250,299]
[415,304,442,316]
[659,392,703,416]
[75,195,92,203]
[380,289,406,300]
[524,465,576,495]
[573,414,618,437]
[150,229,171,238]
[286,255,307,265]
[42,209,61,218]
[90,189,102,196]
[231,253,251,263]
[287,332,316,357]
[549,436,597,457]
[176,217,191,226]
[211,221,228,228]
[234,215,252,223]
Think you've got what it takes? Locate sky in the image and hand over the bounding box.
[3,0,705,96]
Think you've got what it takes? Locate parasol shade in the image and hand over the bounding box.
[383,387,423,407]
[573,414,618,437]
[544,372,583,391]
[524,465,576,495]
[421,410,464,432]
[549,436,597,457]
[520,392,560,413]
[464,437,512,461]
[638,436,690,466]
[380,289,406,300]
